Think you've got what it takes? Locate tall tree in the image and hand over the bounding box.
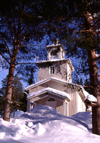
[0,74,26,113]
[11,74,25,112]
[0,95,4,115]
[16,46,47,85]
[0,0,45,121]
[38,0,100,134]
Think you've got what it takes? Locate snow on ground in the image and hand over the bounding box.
[0,105,100,143]
[10,110,24,118]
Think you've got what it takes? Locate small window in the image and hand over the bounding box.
[50,66,55,74]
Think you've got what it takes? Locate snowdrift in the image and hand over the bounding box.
[0,105,100,143]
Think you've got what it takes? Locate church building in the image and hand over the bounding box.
[25,43,97,116]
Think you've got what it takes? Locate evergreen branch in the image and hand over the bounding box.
[20,36,25,47]
[84,0,89,6]
[3,37,12,58]
[20,25,26,33]
[17,17,22,44]
[0,53,10,64]
[74,29,100,35]
[68,20,85,29]
[5,17,15,46]
[12,19,16,38]
[17,5,25,45]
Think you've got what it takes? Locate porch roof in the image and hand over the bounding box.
[27,87,71,101]
[25,77,97,105]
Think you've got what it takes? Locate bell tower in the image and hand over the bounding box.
[36,43,74,82]
[46,43,66,60]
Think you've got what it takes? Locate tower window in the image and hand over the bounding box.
[50,66,55,74]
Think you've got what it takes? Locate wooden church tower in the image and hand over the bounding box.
[36,43,74,82]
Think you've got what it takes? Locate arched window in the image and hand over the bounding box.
[48,98,55,101]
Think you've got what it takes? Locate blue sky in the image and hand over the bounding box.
[0,68,27,89]
[0,69,8,88]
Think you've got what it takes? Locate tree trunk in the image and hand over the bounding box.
[3,62,15,121]
[88,49,100,135]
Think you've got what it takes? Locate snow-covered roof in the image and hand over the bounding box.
[27,87,71,101]
[46,44,61,48]
[25,76,97,104]
[25,77,81,91]
[36,58,74,71]
[96,54,100,57]
[46,43,66,53]
[81,88,97,102]
[36,58,67,63]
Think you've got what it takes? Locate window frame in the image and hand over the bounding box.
[49,66,55,74]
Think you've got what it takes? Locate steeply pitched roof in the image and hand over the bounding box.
[27,87,71,101]
[25,77,97,104]
[25,77,78,91]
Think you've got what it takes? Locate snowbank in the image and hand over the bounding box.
[0,105,100,143]
[10,110,24,118]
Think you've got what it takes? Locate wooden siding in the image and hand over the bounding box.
[28,93,64,115]
[38,62,72,82]
[29,83,47,94]
[30,93,65,103]
[66,64,72,83]
[56,99,63,114]
[29,80,72,94]
[67,89,86,116]
[29,80,66,94]
[28,82,86,116]
[35,95,64,115]
[77,93,86,112]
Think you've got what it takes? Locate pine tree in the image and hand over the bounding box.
[0,74,26,113]
[0,0,45,121]
[0,95,4,115]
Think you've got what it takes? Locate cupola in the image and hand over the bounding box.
[46,43,66,60]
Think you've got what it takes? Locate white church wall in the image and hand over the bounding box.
[38,61,72,82]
